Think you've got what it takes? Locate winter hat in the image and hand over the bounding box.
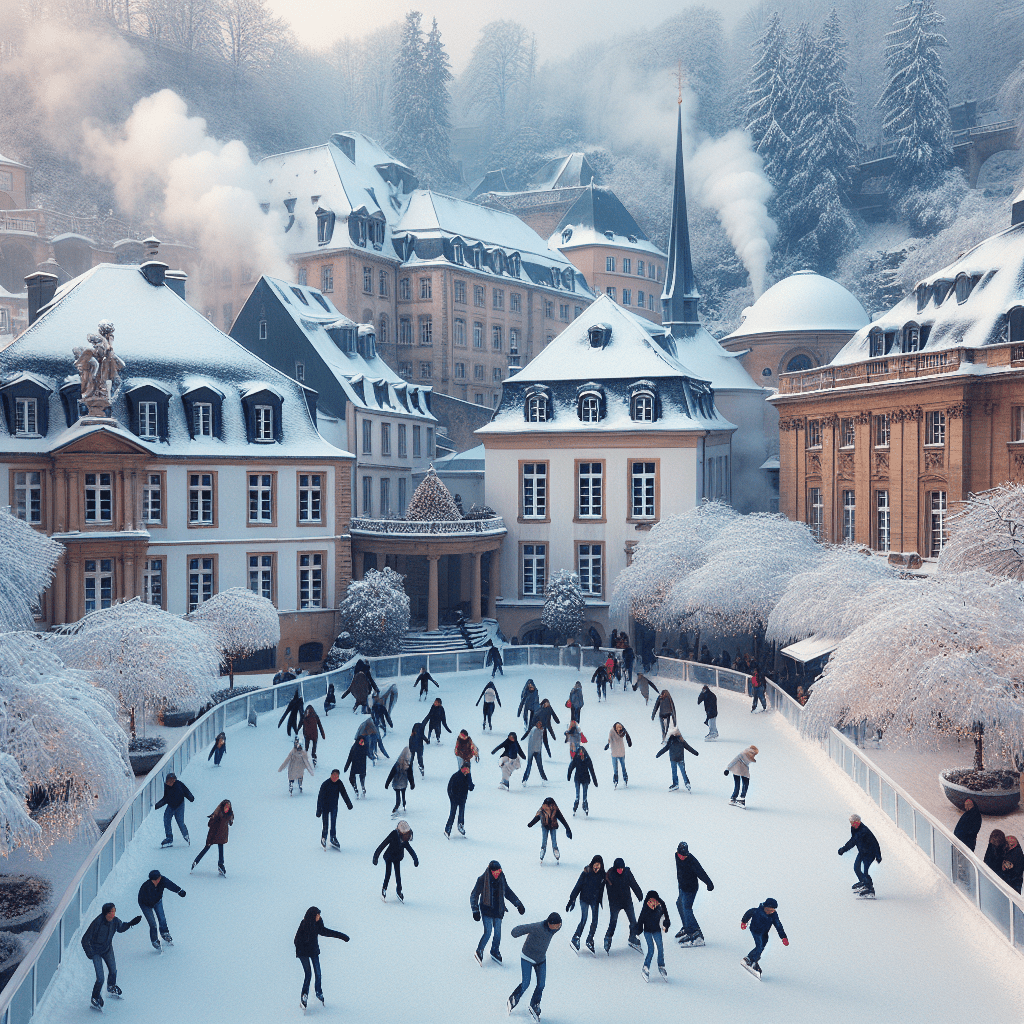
[763,898,778,909]
[148,870,161,881]
[677,842,689,855]
[644,890,661,903]
[613,857,625,870]
[546,912,562,927]
[488,860,502,872]
[102,902,115,915]
[397,820,412,839]
[165,773,176,782]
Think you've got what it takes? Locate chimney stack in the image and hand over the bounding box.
[143,236,161,259]
[140,261,168,286]
[25,271,59,326]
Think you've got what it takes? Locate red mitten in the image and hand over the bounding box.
[782,938,789,946]
[740,922,747,930]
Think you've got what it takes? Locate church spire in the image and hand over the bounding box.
[661,101,701,333]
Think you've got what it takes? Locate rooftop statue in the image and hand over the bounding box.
[74,320,124,416]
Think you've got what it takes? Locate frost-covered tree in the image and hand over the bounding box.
[542,570,586,643]
[405,466,462,521]
[745,14,793,188]
[339,568,410,656]
[187,587,281,688]
[389,11,429,171]
[420,17,455,184]
[937,483,1024,580]
[0,508,63,632]
[877,0,953,191]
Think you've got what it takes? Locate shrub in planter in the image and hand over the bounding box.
[940,767,1022,816]
[0,876,53,935]
[128,736,166,776]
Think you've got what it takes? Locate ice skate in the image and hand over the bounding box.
[628,937,642,953]
[491,951,503,965]
[160,838,173,848]
[529,1004,541,1022]
[659,965,668,980]
[729,798,738,806]
[540,847,545,861]
[669,784,679,792]
[507,985,522,1015]
[106,986,121,998]
[316,992,325,1006]
[586,938,596,955]
[218,863,226,876]
[396,890,405,903]
[642,965,650,982]
[152,939,161,952]
[852,881,867,890]
[160,932,173,945]
[741,957,762,980]
[553,847,560,861]
[330,837,340,850]
[613,780,618,789]
[474,949,483,966]
[289,781,294,795]
[91,995,103,1012]
[300,993,308,1011]
[738,798,746,807]
[321,836,327,850]
[570,935,581,953]
[604,936,612,954]
[685,784,691,792]
[857,886,876,899]
[458,824,466,836]
[444,828,451,839]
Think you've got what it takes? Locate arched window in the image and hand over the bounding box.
[378,315,388,346]
[903,322,921,352]
[526,394,549,422]
[631,392,655,421]
[785,354,813,373]
[579,394,601,422]
[954,273,972,304]
[1008,306,1024,343]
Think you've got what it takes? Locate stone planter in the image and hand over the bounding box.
[0,877,53,936]
[161,709,195,728]
[0,932,28,992]
[129,739,167,777]
[940,769,1022,816]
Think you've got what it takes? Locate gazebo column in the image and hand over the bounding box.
[427,554,440,632]
[470,552,482,622]
[490,545,502,606]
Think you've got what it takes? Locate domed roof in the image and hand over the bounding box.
[725,271,869,339]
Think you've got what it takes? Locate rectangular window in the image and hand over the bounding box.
[806,419,822,449]
[637,260,644,277]
[363,266,373,293]
[474,364,484,381]
[510,292,521,313]
[874,414,890,448]
[454,318,466,347]
[193,402,213,437]
[419,318,432,345]
[648,263,656,279]
[321,265,333,293]
[362,475,372,515]
[419,362,432,379]
[509,329,519,353]
[419,277,432,300]
[493,288,504,310]
[622,289,632,306]
[13,471,42,524]
[630,461,656,520]
[559,303,569,321]
[492,366,503,382]
[398,424,407,459]
[648,295,655,311]
[379,477,391,517]
[426,427,433,457]
[381,422,391,456]
[925,410,946,446]
[1012,407,1024,442]
[606,256,615,272]
[413,426,422,458]
[492,325,502,350]
[379,270,389,297]
[14,397,37,436]
[474,285,485,307]
[362,419,372,454]
[622,258,632,274]
[255,405,273,441]
[299,553,323,609]
[248,553,274,602]
[295,362,305,382]
[84,558,113,613]
[473,322,483,348]
[454,279,466,303]
[522,462,548,519]
[637,290,645,308]
[929,490,948,557]
[545,301,553,319]
[298,473,323,523]
[455,362,466,379]
[399,361,413,377]
[606,287,616,300]
[842,489,856,543]
[138,401,158,439]
[399,277,411,301]
[399,318,413,345]
[475,394,484,405]
[522,543,546,596]
[840,417,855,448]
[578,461,603,519]
[807,486,824,541]
[188,556,215,612]
[248,473,274,523]
[84,472,113,523]
[188,472,214,525]
[397,476,408,514]
[876,490,890,553]
[578,543,602,596]
[142,473,162,524]
[296,268,307,287]
[142,558,162,607]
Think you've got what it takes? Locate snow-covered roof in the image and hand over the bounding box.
[0,152,29,170]
[0,263,353,459]
[550,186,665,259]
[832,205,1024,366]
[530,153,598,190]
[725,271,869,339]
[0,284,26,301]
[433,444,485,471]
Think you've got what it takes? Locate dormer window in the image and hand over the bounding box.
[1,373,52,437]
[549,267,560,288]
[631,392,655,422]
[604,230,615,240]
[903,322,921,352]
[15,397,38,436]
[561,227,572,244]
[138,401,158,439]
[588,324,611,348]
[452,242,463,264]
[933,280,951,305]
[255,405,273,441]
[193,402,213,436]
[126,383,171,442]
[509,253,521,278]
[1009,306,1024,343]
[869,328,884,358]
[577,385,605,423]
[316,208,336,245]
[954,273,972,304]
[525,387,551,423]
[916,283,930,311]
[182,383,223,440]
[241,386,283,444]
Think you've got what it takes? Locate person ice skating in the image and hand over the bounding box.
[622,644,635,686]
[155,772,193,848]
[523,699,559,758]
[637,891,670,980]
[323,682,337,717]
[697,684,719,740]
[208,732,227,766]
[633,673,653,704]
[279,736,314,795]
[445,762,475,837]
[606,653,620,686]
[385,747,415,816]
[522,720,549,784]
[370,691,394,737]
[294,906,349,1009]
[81,903,141,1010]
[507,913,562,1020]
[414,666,439,700]
[493,732,526,789]
[454,729,480,769]
[999,835,1024,892]
[750,667,767,713]
[567,744,598,816]
[563,720,586,757]
[302,705,326,766]
[345,735,369,797]
[724,745,758,807]
[341,668,377,714]
[476,681,501,730]
[408,721,428,777]
[657,727,698,792]
[651,690,676,741]
[373,821,418,901]
[278,688,304,734]
[838,814,882,895]
[567,855,606,953]
[317,769,353,849]
[567,681,585,724]
[591,663,609,702]
[984,829,1007,874]
[953,798,983,851]
[355,717,389,763]
[472,860,525,964]
[518,680,541,730]
[527,797,572,861]
[605,723,632,788]
[191,799,233,876]
[603,858,643,953]
[486,642,504,678]
[422,697,452,745]
[673,842,713,946]
[137,870,184,951]
[740,897,788,977]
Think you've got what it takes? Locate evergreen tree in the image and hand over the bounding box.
[744,13,793,187]
[877,0,953,190]
[421,17,455,184]
[405,466,462,521]
[339,568,411,657]
[389,11,428,170]
[542,570,586,644]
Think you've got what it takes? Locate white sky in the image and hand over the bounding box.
[266,0,747,71]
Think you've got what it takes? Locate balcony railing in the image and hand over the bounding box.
[350,516,505,536]
[778,350,967,394]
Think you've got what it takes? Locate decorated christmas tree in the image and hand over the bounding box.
[406,465,462,521]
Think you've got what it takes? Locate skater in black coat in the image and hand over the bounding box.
[591,664,609,701]
[471,860,525,964]
[697,685,719,739]
[566,855,606,952]
[344,737,369,797]
[155,773,194,848]
[953,798,983,851]
[278,689,304,735]
[741,898,788,975]
[999,835,1024,892]
[414,666,439,700]
[137,871,184,950]
[651,690,676,740]
[316,769,353,849]
[323,683,337,717]
[838,814,882,894]
[373,821,418,901]
[673,842,714,944]
[518,680,541,729]
[493,733,527,760]
[622,645,635,685]
[408,721,428,776]
[566,746,598,816]
[208,732,227,765]
[522,699,559,758]
[294,906,349,1009]
[486,643,504,678]
[81,903,141,1009]
[422,698,452,744]
[445,763,475,838]
[476,682,501,730]
[527,798,572,861]
[656,728,699,792]
[603,858,643,952]
[637,891,671,979]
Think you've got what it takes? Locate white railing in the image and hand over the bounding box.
[349,516,505,536]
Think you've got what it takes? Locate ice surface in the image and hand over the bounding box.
[32,667,1024,1022]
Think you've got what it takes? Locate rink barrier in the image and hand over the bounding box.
[0,641,632,1023]
[657,655,1024,958]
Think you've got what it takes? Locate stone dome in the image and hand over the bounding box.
[725,270,869,339]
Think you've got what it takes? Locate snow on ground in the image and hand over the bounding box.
[33,666,1024,1022]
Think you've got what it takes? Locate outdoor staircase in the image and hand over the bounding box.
[400,619,499,655]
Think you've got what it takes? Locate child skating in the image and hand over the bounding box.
[373,821,418,902]
[208,732,227,765]
[725,745,758,806]
[279,736,314,795]
[637,891,670,981]
[740,897,788,978]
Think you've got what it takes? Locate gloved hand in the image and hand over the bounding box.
[782,938,789,946]
[473,911,481,922]
[179,890,187,898]
[518,905,526,915]
[877,855,882,863]
[128,916,142,927]
[372,856,379,866]
[838,848,843,855]
[565,828,573,840]
[341,934,350,942]
[413,859,420,868]
[740,922,747,930]
[723,770,729,776]
[566,901,575,913]
[706,882,714,892]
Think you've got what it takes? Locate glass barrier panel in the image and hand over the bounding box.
[532,647,561,667]
[688,664,718,689]
[224,699,245,727]
[398,657,422,678]
[9,975,32,1024]
[132,794,144,835]
[372,659,399,680]
[82,862,98,911]
[1013,903,1024,951]
[458,651,487,672]
[718,669,746,691]
[896,794,914,839]
[428,653,457,675]
[502,648,529,667]
[36,929,60,994]
[657,660,685,680]
[933,832,954,882]
[914,812,932,855]
[855,758,868,791]
[869,770,880,804]
[580,649,606,669]
[843,745,855,778]
[115,820,125,860]
[302,677,328,701]
[61,893,80,947]
[251,689,275,714]
[978,873,1011,937]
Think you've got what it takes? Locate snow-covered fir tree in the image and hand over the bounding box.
[421,17,455,183]
[339,568,410,656]
[388,11,429,170]
[188,587,281,688]
[542,570,586,643]
[877,0,953,191]
[405,465,462,521]
[745,14,794,189]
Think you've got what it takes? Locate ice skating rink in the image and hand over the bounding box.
[33,666,1024,1022]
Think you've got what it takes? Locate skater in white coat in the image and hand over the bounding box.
[724,745,758,806]
[604,723,632,787]
[279,737,314,794]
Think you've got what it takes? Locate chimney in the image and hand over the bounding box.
[143,236,161,259]
[165,269,188,300]
[140,261,168,286]
[25,271,59,326]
